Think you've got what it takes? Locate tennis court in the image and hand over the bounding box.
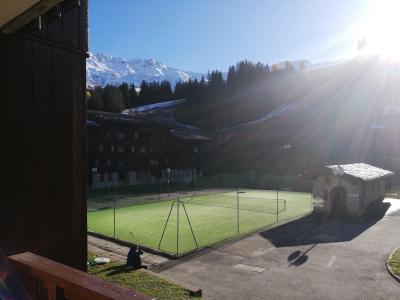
[87,189,312,255]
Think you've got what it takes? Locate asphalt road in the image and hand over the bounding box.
[160,199,400,299]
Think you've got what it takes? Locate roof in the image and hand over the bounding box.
[87,109,210,142]
[326,163,393,182]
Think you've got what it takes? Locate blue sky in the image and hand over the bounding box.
[89,0,374,73]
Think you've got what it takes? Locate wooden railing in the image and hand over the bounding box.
[8,252,153,300]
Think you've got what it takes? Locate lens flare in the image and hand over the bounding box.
[359,0,400,60]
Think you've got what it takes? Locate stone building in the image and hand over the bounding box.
[311,163,393,217]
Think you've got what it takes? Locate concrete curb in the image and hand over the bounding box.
[386,248,400,283]
[139,269,202,297]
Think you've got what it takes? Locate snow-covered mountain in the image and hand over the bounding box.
[87,53,205,88]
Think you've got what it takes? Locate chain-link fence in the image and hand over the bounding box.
[87,173,313,256]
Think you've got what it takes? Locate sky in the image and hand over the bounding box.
[89,0,389,73]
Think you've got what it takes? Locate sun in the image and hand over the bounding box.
[359,0,400,60]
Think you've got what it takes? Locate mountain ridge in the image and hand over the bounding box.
[87,52,205,88]
[87,52,346,88]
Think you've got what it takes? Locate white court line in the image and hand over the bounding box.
[327,255,336,268]
[233,264,266,273]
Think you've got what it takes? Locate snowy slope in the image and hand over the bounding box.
[121,99,186,114]
[87,53,205,88]
[274,59,346,71]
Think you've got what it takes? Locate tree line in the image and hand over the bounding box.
[87,80,175,113]
[87,60,298,116]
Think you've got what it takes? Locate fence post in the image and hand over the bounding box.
[311,192,314,211]
[276,190,279,223]
[159,177,161,201]
[113,186,116,239]
[176,198,180,255]
[237,189,240,235]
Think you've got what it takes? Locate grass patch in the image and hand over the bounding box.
[88,253,200,300]
[88,189,312,255]
[388,248,400,277]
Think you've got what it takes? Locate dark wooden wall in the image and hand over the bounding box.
[0,0,88,271]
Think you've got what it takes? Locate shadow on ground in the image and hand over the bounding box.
[259,201,391,248]
[91,264,145,276]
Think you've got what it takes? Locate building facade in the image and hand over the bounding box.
[312,163,393,217]
[87,110,209,189]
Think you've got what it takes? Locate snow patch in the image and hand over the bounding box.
[121,99,186,114]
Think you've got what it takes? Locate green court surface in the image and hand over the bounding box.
[87,189,312,255]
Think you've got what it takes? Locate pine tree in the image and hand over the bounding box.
[102,85,125,113]
[87,86,103,110]
[139,81,149,105]
[128,83,139,107]
[119,82,130,109]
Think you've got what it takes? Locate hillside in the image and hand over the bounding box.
[184,55,400,174]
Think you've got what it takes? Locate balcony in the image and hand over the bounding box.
[7,252,152,300]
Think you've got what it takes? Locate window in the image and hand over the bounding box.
[117,160,125,167]
[134,132,139,140]
[117,146,125,153]
[166,157,170,164]
[94,160,99,166]
[107,160,111,166]
[106,131,111,138]
[111,145,114,152]
[150,158,158,166]
[194,146,199,153]
[116,132,125,140]
[99,144,103,152]
[140,146,146,153]
[131,145,135,152]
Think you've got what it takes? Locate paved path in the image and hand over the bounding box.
[160,199,400,299]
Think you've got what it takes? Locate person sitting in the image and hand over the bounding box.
[126,245,144,269]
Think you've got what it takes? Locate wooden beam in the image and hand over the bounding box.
[1,0,64,34]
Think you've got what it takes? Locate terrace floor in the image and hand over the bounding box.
[159,198,400,299]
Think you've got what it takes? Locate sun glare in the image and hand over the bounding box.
[360,0,400,60]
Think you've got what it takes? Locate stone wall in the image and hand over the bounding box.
[362,180,385,209]
[313,174,387,216]
[312,175,362,216]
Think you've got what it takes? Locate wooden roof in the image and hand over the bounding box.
[0,0,63,33]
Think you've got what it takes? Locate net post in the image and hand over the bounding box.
[237,188,240,235]
[158,200,175,250]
